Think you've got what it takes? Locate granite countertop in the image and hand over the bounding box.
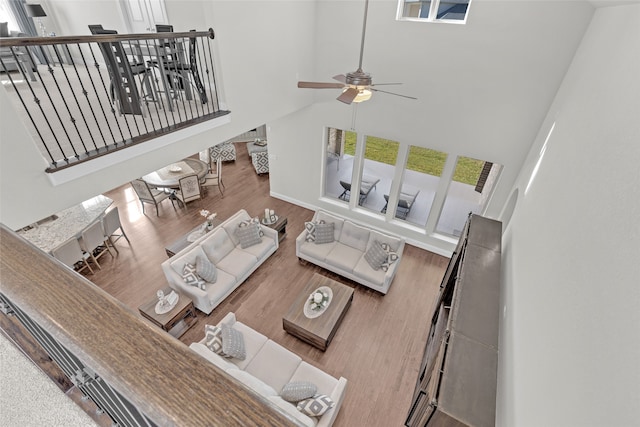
[18,195,113,253]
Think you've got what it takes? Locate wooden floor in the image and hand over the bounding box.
[5,141,449,426]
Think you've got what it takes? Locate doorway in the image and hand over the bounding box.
[121,0,169,33]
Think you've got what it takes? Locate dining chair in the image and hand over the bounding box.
[102,207,130,254]
[52,238,94,275]
[175,174,202,209]
[130,179,174,216]
[89,26,157,115]
[80,221,114,270]
[155,24,174,32]
[199,147,212,171]
[200,157,224,196]
[149,30,207,105]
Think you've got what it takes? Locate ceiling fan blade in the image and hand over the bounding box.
[371,82,403,86]
[298,81,345,89]
[332,74,347,83]
[337,87,359,104]
[371,88,417,100]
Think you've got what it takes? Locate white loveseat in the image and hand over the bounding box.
[190,312,347,427]
[296,210,405,294]
[161,210,278,314]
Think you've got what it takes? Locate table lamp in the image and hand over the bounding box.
[25,4,47,37]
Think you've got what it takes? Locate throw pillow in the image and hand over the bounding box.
[304,220,326,242]
[182,263,205,290]
[220,324,246,360]
[235,222,262,249]
[380,243,400,272]
[297,394,335,417]
[196,255,217,283]
[239,217,264,237]
[204,324,224,355]
[364,240,387,270]
[314,222,335,245]
[0,22,9,38]
[281,381,317,402]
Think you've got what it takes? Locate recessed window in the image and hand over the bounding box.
[398,0,471,23]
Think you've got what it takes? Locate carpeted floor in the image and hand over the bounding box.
[0,332,97,426]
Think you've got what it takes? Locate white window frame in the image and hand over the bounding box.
[396,0,471,24]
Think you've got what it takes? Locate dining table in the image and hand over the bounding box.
[141,158,208,189]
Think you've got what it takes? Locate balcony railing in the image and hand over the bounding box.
[0,29,230,173]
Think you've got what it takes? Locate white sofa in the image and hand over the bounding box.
[161,210,278,314]
[296,210,405,294]
[190,312,347,427]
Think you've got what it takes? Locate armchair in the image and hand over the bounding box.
[251,151,269,175]
[210,141,236,162]
[130,179,174,216]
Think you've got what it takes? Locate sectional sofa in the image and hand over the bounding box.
[161,209,278,314]
[296,210,405,294]
[190,312,347,427]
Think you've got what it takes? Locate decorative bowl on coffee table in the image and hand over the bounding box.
[303,286,333,319]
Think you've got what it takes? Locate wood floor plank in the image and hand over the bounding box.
[5,141,449,426]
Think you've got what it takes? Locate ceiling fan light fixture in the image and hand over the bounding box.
[353,88,372,103]
[342,85,372,103]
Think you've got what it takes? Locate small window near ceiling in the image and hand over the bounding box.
[398,0,471,23]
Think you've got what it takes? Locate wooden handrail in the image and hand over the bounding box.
[0,224,300,426]
[0,28,215,47]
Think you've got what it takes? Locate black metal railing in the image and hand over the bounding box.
[0,29,230,173]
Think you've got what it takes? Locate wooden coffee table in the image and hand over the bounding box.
[283,273,354,351]
[138,288,197,338]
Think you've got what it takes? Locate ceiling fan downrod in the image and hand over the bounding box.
[358,0,369,71]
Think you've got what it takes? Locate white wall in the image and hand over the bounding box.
[43,0,130,36]
[497,4,640,426]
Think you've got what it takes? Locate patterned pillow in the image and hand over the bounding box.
[380,243,400,272]
[182,263,205,290]
[314,222,335,245]
[280,381,317,402]
[239,217,264,237]
[235,222,262,249]
[204,324,224,355]
[296,394,335,417]
[364,240,387,270]
[196,256,217,283]
[220,324,246,360]
[304,220,325,242]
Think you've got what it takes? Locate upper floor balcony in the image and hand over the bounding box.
[0,28,229,173]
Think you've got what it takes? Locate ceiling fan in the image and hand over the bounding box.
[297,0,417,105]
